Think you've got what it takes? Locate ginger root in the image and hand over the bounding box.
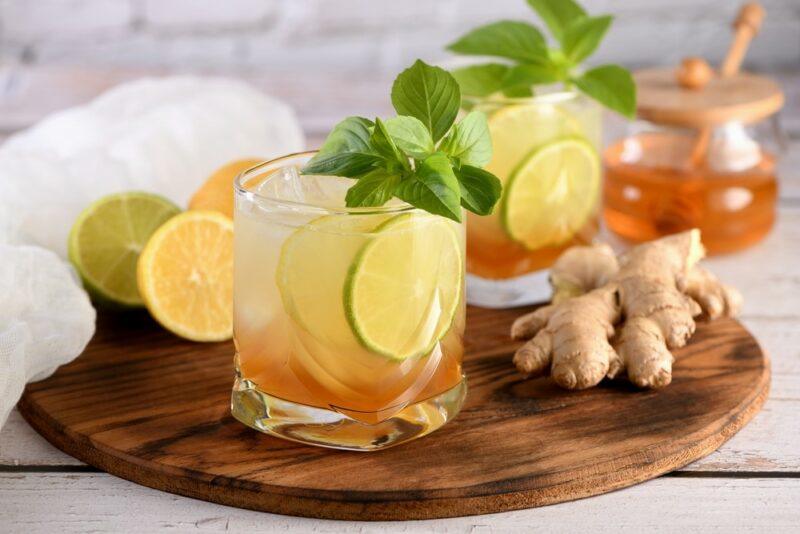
[549,243,618,304]
[511,230,742,390]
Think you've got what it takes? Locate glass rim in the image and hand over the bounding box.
[462,88,584,107]
[233,150,418,216]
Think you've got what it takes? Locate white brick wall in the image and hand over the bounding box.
[0,0,797,73]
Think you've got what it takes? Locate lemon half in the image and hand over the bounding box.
[137,210,234,341]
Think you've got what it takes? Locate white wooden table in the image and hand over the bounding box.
[1,66,798,533]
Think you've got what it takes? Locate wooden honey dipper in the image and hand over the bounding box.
[682,2,766,167]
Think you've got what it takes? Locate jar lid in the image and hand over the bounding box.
[635,67,784,128]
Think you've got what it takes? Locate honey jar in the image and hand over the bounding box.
[603,3,785,254]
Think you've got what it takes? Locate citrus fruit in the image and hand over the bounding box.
[68,192,180,307]
[501,137,600,250]
[137,210,234,341]
[482,101,581,185]
[467,102,587,250]
[344,213,463,360]
[189,159,262,218]
[276,213,390,347]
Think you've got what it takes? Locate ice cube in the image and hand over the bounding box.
[252,163,353,209]
[251,163,304,202]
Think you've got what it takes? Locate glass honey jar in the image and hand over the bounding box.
[603,3,785,254]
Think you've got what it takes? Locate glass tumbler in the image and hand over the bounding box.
[465,91,602,308]
[231,152,467,451]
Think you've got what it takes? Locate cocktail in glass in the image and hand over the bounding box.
[231,152,467,451]
[465,91,602,307]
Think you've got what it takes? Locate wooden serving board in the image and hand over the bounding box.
[18,306,769,521]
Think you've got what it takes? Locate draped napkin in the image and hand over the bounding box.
[0,76,305,428]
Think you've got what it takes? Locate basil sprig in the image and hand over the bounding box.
[447,0,636,118]
[302,60,502,222]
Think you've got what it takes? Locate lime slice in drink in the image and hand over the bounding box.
[483,101,582,186]
[276,213,390,346]
[501,138,600,250]
[68,192,181,306]
[467,101,586,249]
[344,213,463,361]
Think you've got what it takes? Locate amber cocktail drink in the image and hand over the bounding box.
[231,153,466,451]
[465,92,602,307]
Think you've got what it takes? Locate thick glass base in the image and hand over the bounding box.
[466,270,551,308]
[231,375,467,451]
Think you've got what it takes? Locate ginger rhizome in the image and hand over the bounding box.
[511,230,742,390]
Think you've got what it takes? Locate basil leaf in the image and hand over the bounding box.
[562,15,612,64]
[447,21,548,63]
[383,116,434,160]
[302,152,382,177]
[451,63,510,98]
[527,0,586,43]
[344,168,401,208]
[439,111,492,167]
[502,85,534,98]
[395,153,462,222]
[370,117,409,170]
[499,63,561,96]
[314,116,373,155]
[503,63,562,87]
[304,116,381,176]
[391,60,461,143]
[573,65,636,119]
[455,165,503,216]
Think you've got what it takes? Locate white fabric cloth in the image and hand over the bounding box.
[0,76,305,428]
[0,245,96,426]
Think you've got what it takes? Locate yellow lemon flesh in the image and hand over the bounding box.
[137,210,234,342]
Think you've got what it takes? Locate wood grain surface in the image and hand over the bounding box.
[16,306,769,521]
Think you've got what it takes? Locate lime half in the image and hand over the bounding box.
[501,138,600,250]
[344,213,463,360]
[68,192,181,306]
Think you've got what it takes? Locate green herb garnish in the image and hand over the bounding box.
[302,59,502,222]
[447,0,636,118]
